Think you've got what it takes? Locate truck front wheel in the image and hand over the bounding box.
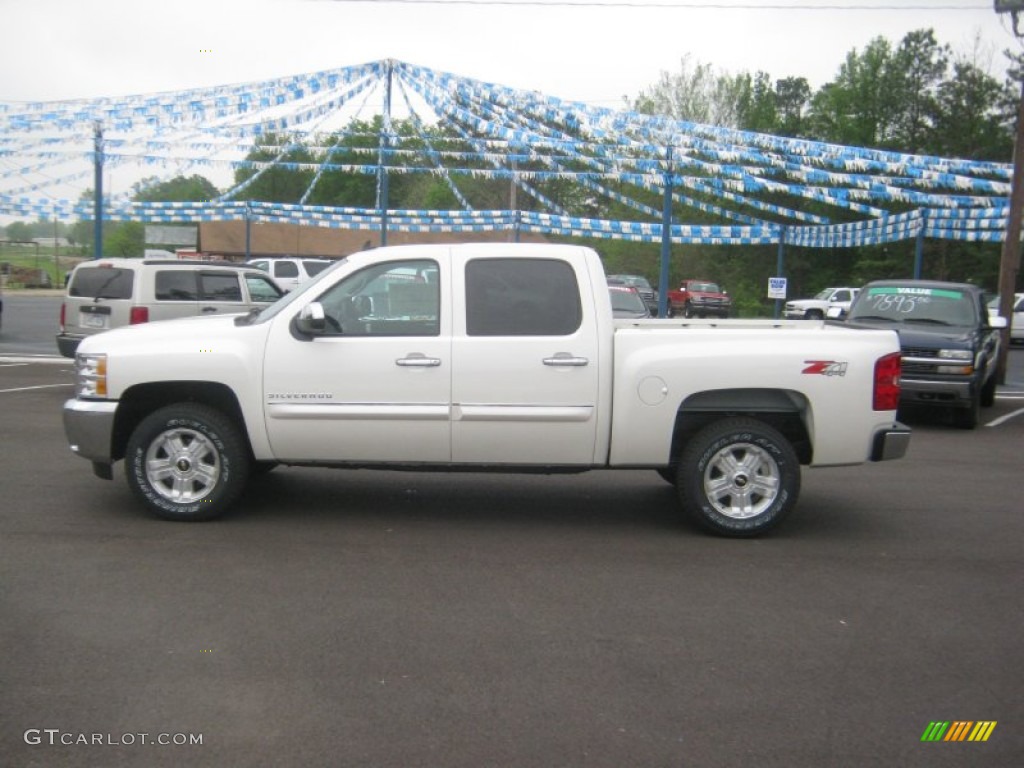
[125,403,250,521]
[677,417,800,537]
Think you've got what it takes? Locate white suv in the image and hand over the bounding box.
[784,287,859,320]
[245,256,333,291]
[57,258,284,357]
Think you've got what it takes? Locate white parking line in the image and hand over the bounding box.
[987,407,1024,427]
[0,383,74,394]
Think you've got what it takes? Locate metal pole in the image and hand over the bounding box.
[996,76,1024,384]
[379,60,393,247]
[93,122,103,259]
[775,227,786,319]
[658,147,673,318]
[245,202,252,261]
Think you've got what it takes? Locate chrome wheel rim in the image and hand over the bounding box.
[144,428,220,503]
[703,441,780,519]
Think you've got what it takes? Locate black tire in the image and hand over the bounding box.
[980,373,997,408]
[683,304,695,319]
[806,309,823,320]
[655,467,676,485]
[125,403,250,521]
[953,392,981,430]
[677,417,800,537]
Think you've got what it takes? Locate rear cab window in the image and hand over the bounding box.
[465,258,582,336]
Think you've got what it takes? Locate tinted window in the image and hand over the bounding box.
[69,267,134,299]
[274,261,299,278]
[155,271,198,301]
[304,260,330,276]
[317,259,439,336]
[199,273,242,302]
[245,274,283,303]
[466,258,581,336]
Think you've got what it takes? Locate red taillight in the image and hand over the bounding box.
[129,307,149,324]
[873,351,902,411]
[59,302,66,332]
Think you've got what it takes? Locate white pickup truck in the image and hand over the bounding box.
[63,243,910,536]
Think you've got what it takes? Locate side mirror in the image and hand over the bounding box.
[989,315,1008,329]
[296,302,327,335]
[826,306,845,319]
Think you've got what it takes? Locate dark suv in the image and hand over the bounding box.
[842,280,1005,429]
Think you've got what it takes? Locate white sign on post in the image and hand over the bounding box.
[768,277,787,300]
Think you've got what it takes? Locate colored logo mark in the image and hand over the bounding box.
[921,721,996,742]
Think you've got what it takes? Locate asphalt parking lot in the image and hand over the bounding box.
[2,354,1023,767]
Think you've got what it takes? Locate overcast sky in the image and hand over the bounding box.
[1,0,1021,108]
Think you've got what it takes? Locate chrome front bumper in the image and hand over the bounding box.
[63,398,118,477]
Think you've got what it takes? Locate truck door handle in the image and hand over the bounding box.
[396,355,442,367]
[201,307,218,313]
[542,354,589,367]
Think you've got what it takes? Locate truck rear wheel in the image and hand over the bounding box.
[125,403,250,521]
[677,417,800,537]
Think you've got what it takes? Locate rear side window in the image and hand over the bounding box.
[465,258,582,336]
[155,271,198,301]
[304,260,330,276]
[69,267,134,299]
[199,273,242,302]
[274,262,299,278]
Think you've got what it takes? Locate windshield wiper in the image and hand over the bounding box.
[903,317,954,326]
[850,314,900,323]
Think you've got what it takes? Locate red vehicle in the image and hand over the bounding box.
[667,279,732,318]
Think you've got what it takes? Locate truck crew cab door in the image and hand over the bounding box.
[450,253,601,465]
[262,257,451,463]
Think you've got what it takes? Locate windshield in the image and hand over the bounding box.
[690,282,721,293]
[609,275,652,291]
[849,285,978,326]
[814,288,834,300]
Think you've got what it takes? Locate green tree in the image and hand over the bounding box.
[889,29,950,152]
[103,221,145,257]
[132,174,220,202]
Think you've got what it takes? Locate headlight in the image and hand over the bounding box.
[938,349,972,360]
[75,353,108,398]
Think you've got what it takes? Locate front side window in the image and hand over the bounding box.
[316,259,439,336]
[466,258,581,336]
[199,273,243,302]
[245,274,284,303]
[155,271,198,301]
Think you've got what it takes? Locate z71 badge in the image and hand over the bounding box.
[802,360,848,377]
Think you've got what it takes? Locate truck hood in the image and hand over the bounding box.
[77,313,250,355]
[844,319,976,348]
